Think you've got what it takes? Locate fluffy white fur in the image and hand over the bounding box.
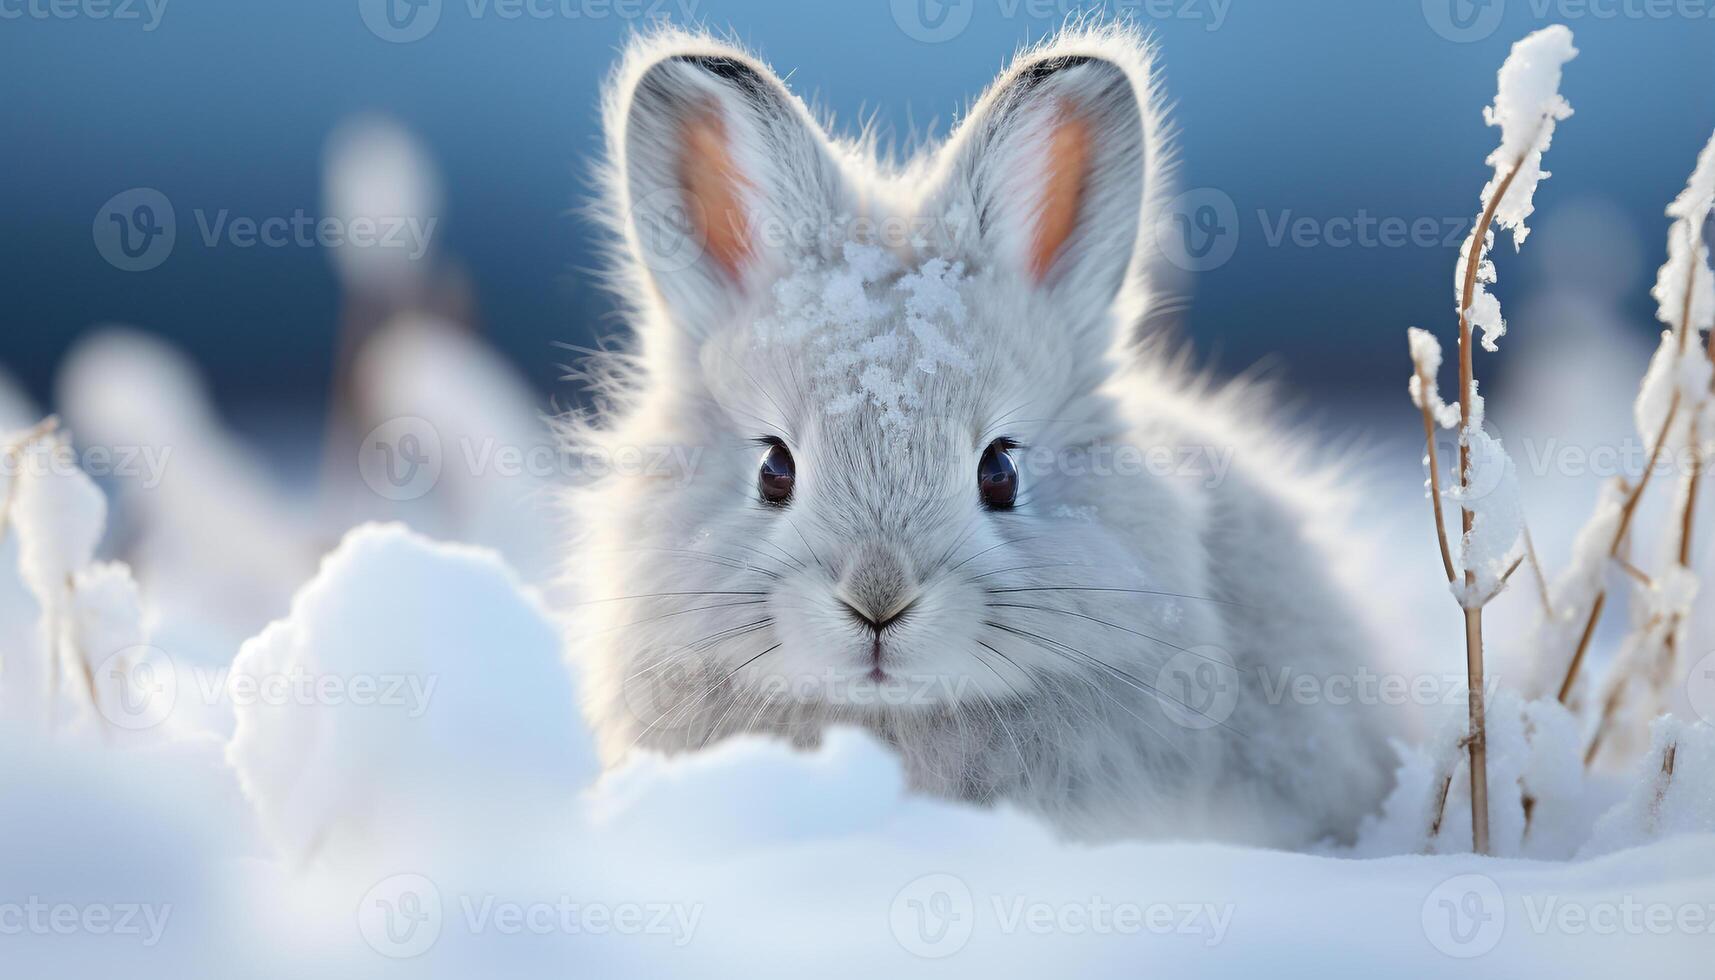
[564,22,1396,848]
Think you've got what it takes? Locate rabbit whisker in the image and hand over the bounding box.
[982,619,1242,736]
[698,643,784,748]
[625,621,777,751]
[946,534,1042,574]
[985,586,1246,608]
[968,643,1036,786]
[782,512,830,571]
[601,599,770,634]
[983,600,1230,666]
[968,561,1097,580]
[572,589,769,606]
[615,546,786,580]
[981,621,1191,760]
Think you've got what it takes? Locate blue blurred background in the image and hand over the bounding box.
[4,0,1712,426]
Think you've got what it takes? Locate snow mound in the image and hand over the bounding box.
[1584,718,1715,857]
[226,523,596,863]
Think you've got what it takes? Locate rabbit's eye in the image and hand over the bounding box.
[758,441,795,506]
[978,440,1018,511]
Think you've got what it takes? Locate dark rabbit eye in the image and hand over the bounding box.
[758,441,795,506]
[978,440,1018,510]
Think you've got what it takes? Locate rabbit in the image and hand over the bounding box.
[562,21,1399,848]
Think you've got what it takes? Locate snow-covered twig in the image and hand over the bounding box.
[1578,131,1715,760]
[0,416,60,549]
[1522,523,1553,617]
[1408,25,1577,854]
[1408,330,1456,583]
[1556,396,1680,704]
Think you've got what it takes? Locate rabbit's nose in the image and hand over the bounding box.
[836,543,917,631]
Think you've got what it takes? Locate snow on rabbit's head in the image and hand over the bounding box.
[571,24,1182,727]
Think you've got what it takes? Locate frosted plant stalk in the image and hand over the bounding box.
[1557,130,1715,711]
[1410,25,1577,854]
[1581,130,1715,764]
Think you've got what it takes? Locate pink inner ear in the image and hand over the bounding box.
[1029,105,1092,283]
[678,108,753,281]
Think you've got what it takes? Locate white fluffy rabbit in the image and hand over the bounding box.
[565,22,1397,847]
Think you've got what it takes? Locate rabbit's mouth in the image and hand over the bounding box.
[836,595,920,683]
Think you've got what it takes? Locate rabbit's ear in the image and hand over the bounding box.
[610,42,853,335]
[929,50,1152,333]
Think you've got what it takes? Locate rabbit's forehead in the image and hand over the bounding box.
[710,246,1040,440]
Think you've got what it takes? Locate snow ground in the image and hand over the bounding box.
[3,327,1712,976]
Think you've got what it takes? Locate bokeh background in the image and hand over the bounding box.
[6,0,1712,427]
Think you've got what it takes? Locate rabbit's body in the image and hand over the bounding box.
[566,23,1395,847]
